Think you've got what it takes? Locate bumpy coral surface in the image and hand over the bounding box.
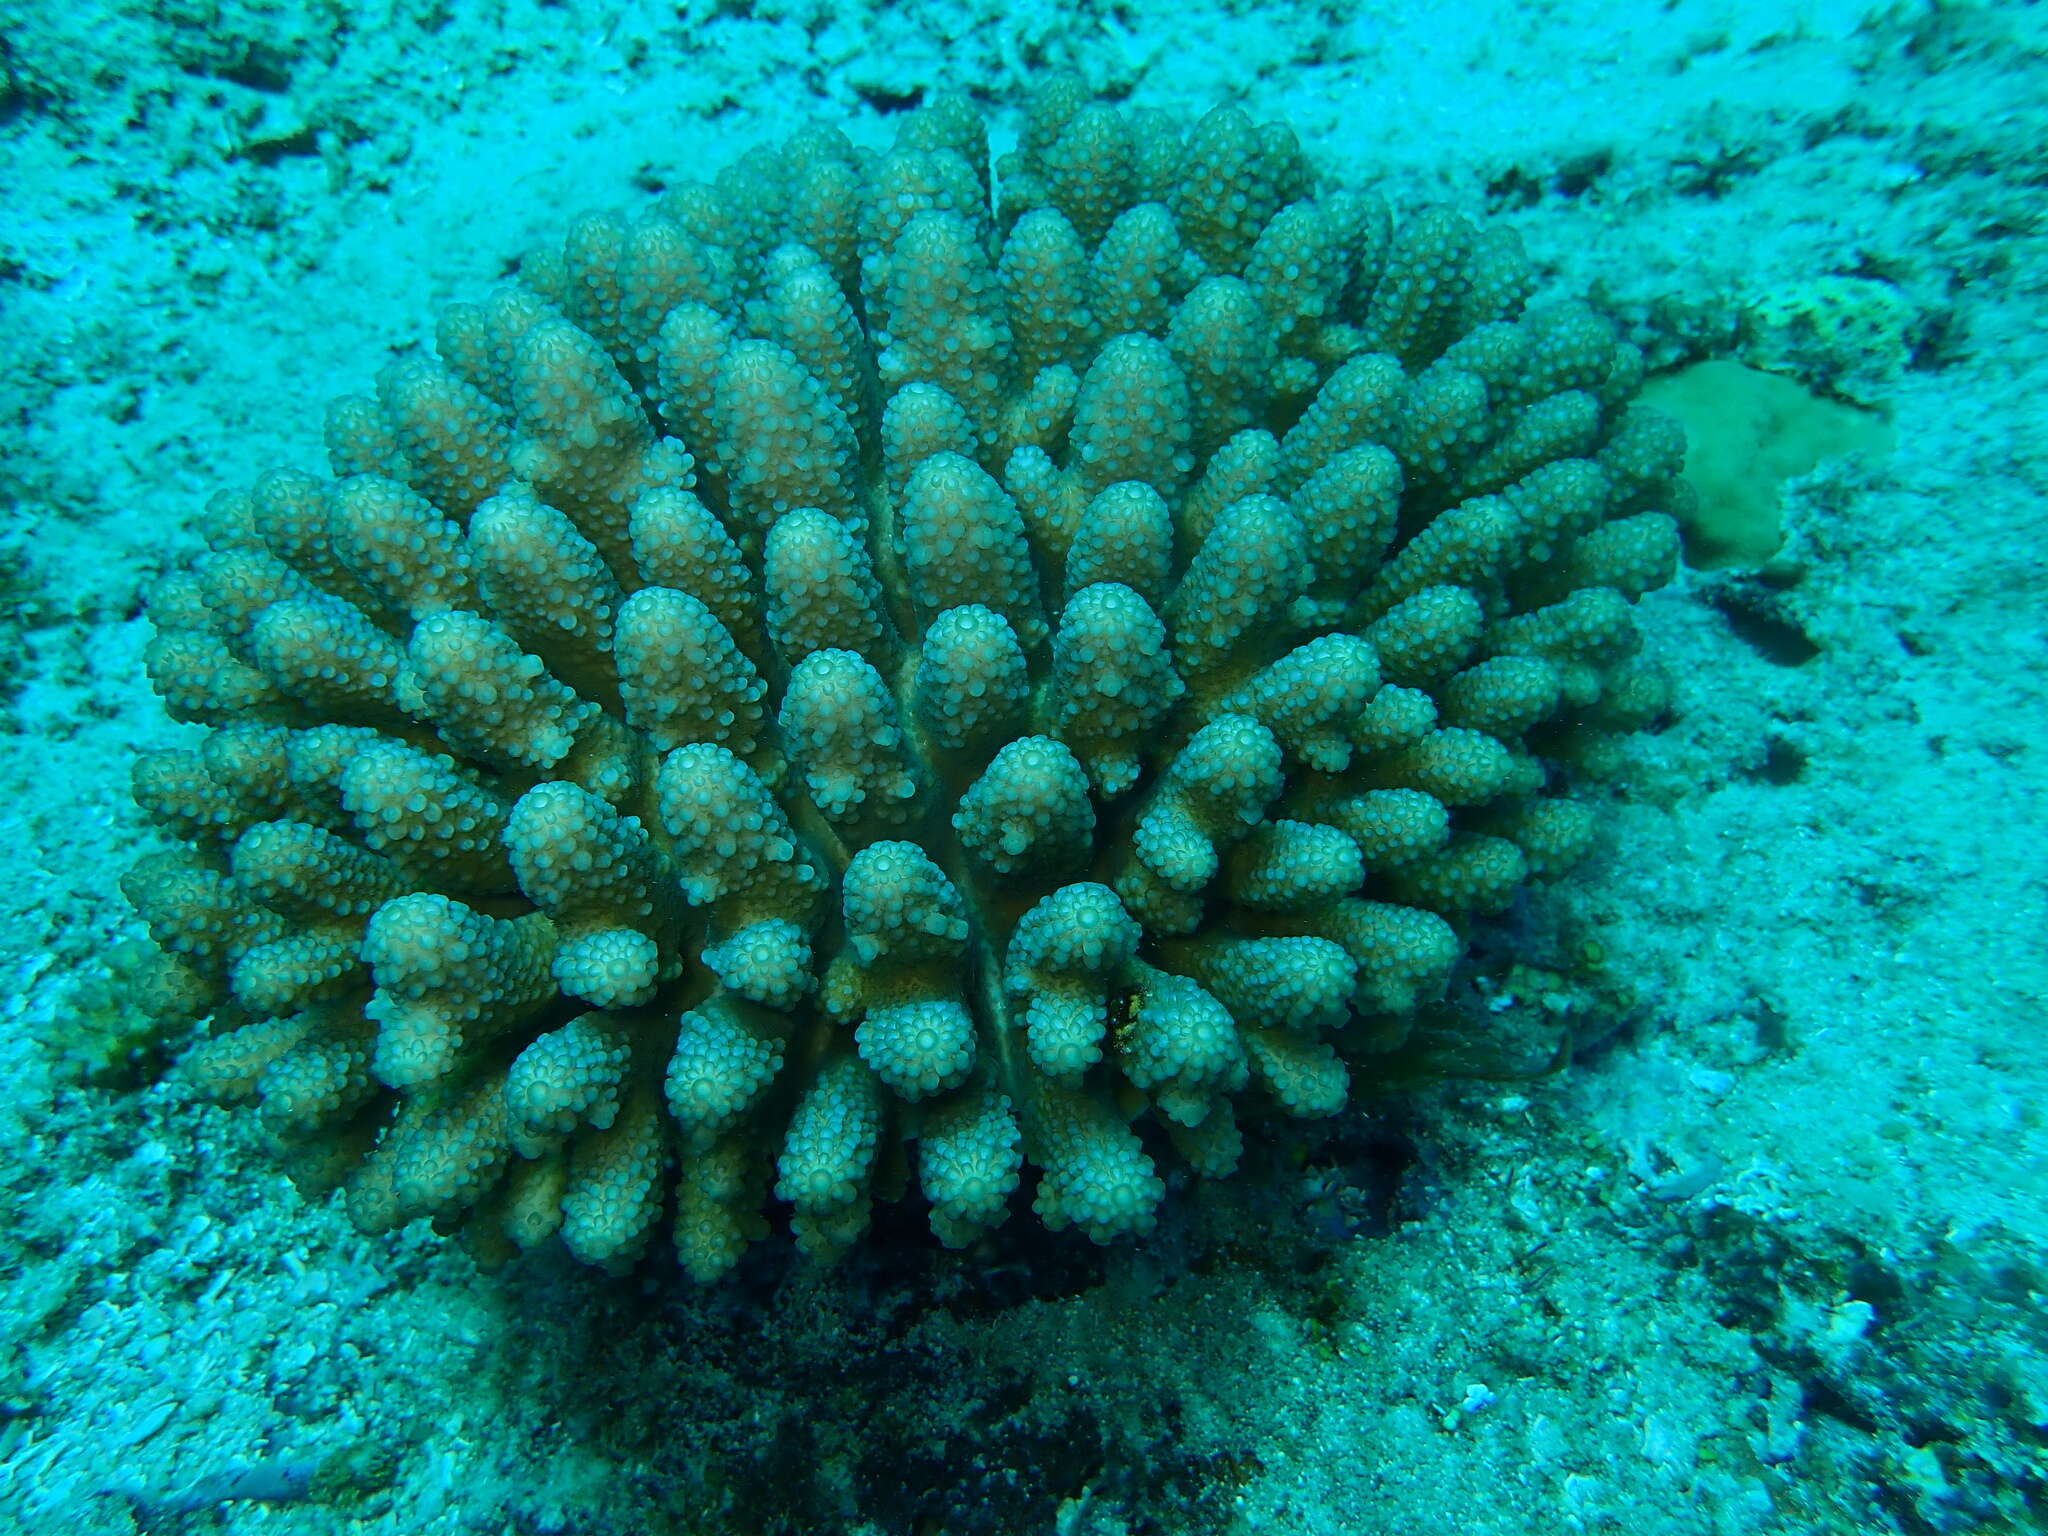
[127,79,1682,1279]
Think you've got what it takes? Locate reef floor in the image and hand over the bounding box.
[0,1,2043,1532]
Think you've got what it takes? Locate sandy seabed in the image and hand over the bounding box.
[1,1,2043,1531]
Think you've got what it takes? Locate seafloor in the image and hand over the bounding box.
[1,1,2043,1532]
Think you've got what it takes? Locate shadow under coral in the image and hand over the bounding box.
[462,1081,1438,1535]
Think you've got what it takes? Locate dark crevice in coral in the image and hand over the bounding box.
[1905,305,1966,373]
[215,58,294,94]
[1749,735,1806,785]
[852,83,924,115]
[236,125,320,166]
[1286,1112,1423,1248]
[1483,167,1545,212]
[1705,581,1822,666]
[179,52,295,95]
[1554,148,1614,198]
[1490,149,1613,211]
[1802,1372,1885,1434]
[1670,145,1768,200]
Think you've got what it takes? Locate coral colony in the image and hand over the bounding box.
[126,78,1681,1279]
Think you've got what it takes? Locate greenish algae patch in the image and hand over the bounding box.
[1642,360,1894,568]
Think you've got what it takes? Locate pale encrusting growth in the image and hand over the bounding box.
[125,76,1682,1280]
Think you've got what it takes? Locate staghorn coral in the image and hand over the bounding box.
[125,78,1682,1280]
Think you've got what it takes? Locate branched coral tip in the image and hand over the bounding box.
[130,76,1682,1278]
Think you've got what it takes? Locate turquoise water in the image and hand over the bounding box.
[1,3,2043,1532]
